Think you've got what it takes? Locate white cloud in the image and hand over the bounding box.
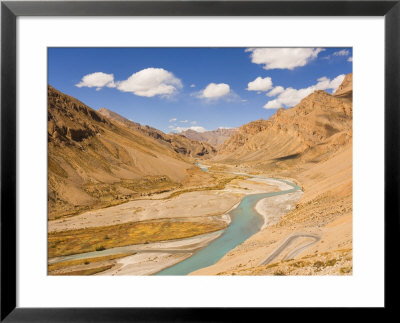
[315,75,345,91]
[333,49,350,56]
[117,68,182,97]
[180,120,189,123]
[348,57,353,62]
[198,83,231,99]
[172,126,207,133]
[169,118,177,122]
[263,74,346,110]
[246,48,324,70]
[191,121,197,125]
[264,99,281,109]
[247,76,273,92]
[75,72,116,90]
[190,84,196,88]
[267,86,285,97]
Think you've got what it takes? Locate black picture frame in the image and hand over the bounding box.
[1,0,399,321]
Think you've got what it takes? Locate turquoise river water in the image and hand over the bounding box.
[155,168,301,275]
[49,165,301,275]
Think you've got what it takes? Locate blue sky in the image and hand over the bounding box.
[48,47,352,133]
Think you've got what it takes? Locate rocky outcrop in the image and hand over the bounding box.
[48,86,110,145]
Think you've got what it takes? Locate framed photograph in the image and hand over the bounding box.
[1,0,399,320]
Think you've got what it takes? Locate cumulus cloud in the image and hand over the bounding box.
[75,72,116,90]
[117,68,182,97]
[314,75,345,91]
[171,126,207,133]
[333,49,350,56]
[245,48,324,70]
[264,99,281,109]
[198,83,231,99]
[263,74,345,109]
[190,84,196,88]
[247,76,273,92]
[169,118,177,122]
[267,86,285,97]
[348,57,353,62]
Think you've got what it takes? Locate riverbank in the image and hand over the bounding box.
[48,174,279,233]
[255,191,303,229]
[190,145,352,275]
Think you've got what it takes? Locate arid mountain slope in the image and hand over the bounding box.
[215,82,352,172]
[98,108,216,158]
[180,128,238,147]
[48,86,211,219]
[333,72,352,101]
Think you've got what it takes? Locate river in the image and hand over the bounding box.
[49,164,301,275]
[155,165,301,275]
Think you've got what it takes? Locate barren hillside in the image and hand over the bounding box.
[48,86,212,219]
[98,108,216,158]
[215,80,352,173]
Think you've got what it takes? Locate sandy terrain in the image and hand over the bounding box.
[255,191,304,229]
[48,177,277,233]
[97,253,192,276]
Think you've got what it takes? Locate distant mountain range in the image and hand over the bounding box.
[179,128,238,147]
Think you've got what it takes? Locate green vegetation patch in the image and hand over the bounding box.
[49,218,227,258]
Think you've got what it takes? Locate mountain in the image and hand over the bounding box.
[215,75,352,172]
[48,86,211,219]
[98,108,216,158]
[333,72,352,101]
[179,128,238,147]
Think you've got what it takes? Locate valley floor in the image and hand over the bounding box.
[48,172,289,275]
[48,145,352,276]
